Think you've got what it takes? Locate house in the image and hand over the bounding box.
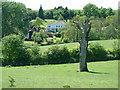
[46,21,66,32]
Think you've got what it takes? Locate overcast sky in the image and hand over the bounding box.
[10,0,119,10]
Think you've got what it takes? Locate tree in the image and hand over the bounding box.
[73,19,91,72]
[63,7,69,21]
[30,17,44,28]
[44,10,53,19]
[31,31,48,44]
[2,34,30,66]
[58,14,64,20]
[38,5,44,19]
[2,1,29,37]
[27,8,38,20]
[83,3,99,18]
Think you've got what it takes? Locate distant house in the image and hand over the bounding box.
[46,21,66,32]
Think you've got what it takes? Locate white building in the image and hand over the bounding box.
[46,21,66,32]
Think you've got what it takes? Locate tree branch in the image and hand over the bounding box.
[72,21,82,30]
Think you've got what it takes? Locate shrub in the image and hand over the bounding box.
[28,46,45,65]
[54,39,63,44]
[46,39,54,45]
[2,34,30,66]
[62,38,70,43]
[87,43,108,62]
[112,41,120,59]
[32,31,47,44]
[70,47,80,62]
[45,46,70,64]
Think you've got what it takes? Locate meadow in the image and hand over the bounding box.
[1,39,118,88]
[24,39,118,52]
[1,60,118,88]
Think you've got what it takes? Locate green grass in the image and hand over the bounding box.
[2,60,118,88]
[45,19,56,22]
[24,39,118,52]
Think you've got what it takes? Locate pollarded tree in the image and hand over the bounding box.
[73,18,92,72]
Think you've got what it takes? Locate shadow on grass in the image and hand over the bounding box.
[88,71,109,74]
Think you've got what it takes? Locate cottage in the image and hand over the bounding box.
[46,21,66,32]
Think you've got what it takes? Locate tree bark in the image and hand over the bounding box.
[73,19,91,72]
[79,31,89,72]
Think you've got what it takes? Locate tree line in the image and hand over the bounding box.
[2,1,117,38]
[28,4,115,21]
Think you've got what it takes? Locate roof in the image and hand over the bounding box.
[47,21,66,25]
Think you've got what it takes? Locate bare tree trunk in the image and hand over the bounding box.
[73,19,91,72]
[79,31,89,72]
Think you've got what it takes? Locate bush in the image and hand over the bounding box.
[54,39,63,44]
[112,41,120,59]
[87,43,108,62]
[46,39,54,45]
[2,34,30,66]
[70,47,80,62]
[28,46,45,65]
[32,31,47,44]
[62,38,70,43]
[45,46,70,64]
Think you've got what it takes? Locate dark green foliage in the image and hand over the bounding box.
[32,31,47,44]
[112,41,120,59]
[28,46,45,65]
[27,8,37,20]
[46,39,54,45]
[54,39,63,44]
[44,6,78,20]
[70,43,109,62]
[9,76,16,87]
[44,10,53,19]
[45,46,70,64]
[70,48,80,62]
[83,3,114,18]
[2,2,29,37]
[87,43,108,61]
[62,38,70,43]
[2,34,30,66]
[38,5,44,19]
[63,85,71,88]
[83,3,99,18]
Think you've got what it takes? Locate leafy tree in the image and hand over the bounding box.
[98,7,108,18]
[44,10,53,19]
[58,14,64,20]
[63,7,69,21]
[30,17,44,28]
[2,1,29,37]
[2,34,30,66]
[31,31,48,44]
[83,3,99,18]
[38,5,44,19]
[27,8,38,20]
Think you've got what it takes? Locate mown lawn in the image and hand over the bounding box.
[2,60,118,88]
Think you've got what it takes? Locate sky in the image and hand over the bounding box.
[10,0,119,10]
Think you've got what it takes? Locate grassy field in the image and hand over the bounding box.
[24,39,118,52]
[1,60,118,88]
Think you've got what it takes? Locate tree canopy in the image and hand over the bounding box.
[2,1,29,37]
